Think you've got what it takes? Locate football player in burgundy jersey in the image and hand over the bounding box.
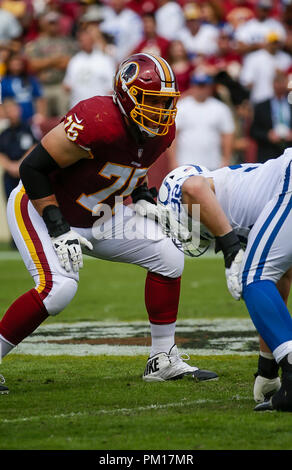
[0,53,217,394]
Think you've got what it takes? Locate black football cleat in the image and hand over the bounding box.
[254,385,292,412]
[0,375,9,394]
[0,384,9,394]
[192,369,219,381]
[254,353,292,412]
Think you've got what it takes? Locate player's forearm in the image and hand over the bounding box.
[182,176,232,237]
[28,56,60,73]
[30,195,59,216]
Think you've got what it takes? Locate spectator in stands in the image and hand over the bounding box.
[167,39,194,93]
[24,10,78,117]
[239,30,292,104]
[232,97,253,163]
[0,42,12,78]
[155,0,185,41]
[63,29,115,108]
[234,0,286,55]
[0,7,22,41]
[1,54,46,127]
[168,72,235,171]
[0,99,37,201]
[1,0,27,21]
[131,12,170,59]
[224,2,255,33]
[100,0,143,62]
[222,0,255,21]
[282,4,292,55]
[203,26,242,80]
[42,0,74,37]
[78,5,115,57]
[176,3,220,61]
[200,1,225,29]
[1,0,34,39]
[127,0,158,16]
[250,70,292,163]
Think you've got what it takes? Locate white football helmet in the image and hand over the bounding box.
[157,165,214,257]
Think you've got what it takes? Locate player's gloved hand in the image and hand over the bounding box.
[215,230,244,300]
[51,230,93,273]
[253,353,281,402]
[225,249,244,300]
[42,204,93,272]
[131,183,158,220]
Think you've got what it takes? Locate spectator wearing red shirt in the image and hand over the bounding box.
[127,0,158,15]
[131,12,170,60]
[222,0,256,21]
[204,27,242,80]
[167,39,195,93]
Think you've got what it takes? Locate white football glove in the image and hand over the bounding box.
[51,229,93,273]
[225,248,244,300]
[253,375,281,403]
[134,200,159,221]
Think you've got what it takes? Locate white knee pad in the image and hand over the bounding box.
[43,276,78,316]
[155,238,185,278]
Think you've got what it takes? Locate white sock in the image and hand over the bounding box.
[0,334,15,359]
[150,322,176,356]
[260,350,274,360]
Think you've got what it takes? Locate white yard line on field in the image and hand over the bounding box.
[0,396,250,424]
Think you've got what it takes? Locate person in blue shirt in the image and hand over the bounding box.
[0,99,37,200]
[1,54,46,125]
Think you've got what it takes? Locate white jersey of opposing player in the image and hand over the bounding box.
[211,154,289,239]
[158,148,292,248]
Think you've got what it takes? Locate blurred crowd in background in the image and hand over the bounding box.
[1,0,292,204]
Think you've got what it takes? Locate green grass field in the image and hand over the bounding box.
[0,250,292,451]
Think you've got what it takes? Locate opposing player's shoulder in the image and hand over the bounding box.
[159,165,211,203]
[167,164,211,181]
[62,96,123,150]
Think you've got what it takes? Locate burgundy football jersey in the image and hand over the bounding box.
[49,96,175,228]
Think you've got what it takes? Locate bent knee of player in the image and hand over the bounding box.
[155,238,184,278]
[43,276,78,316]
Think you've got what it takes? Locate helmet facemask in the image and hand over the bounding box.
[129,86,179,136]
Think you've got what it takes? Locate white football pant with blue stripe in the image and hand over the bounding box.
[241,157,292,363]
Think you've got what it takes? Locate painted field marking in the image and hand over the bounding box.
[10,318,258,357]
[0,396,251,424]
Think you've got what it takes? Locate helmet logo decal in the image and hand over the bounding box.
[120,62,139,86]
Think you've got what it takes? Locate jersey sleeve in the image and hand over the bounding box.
[62,99,98,151]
